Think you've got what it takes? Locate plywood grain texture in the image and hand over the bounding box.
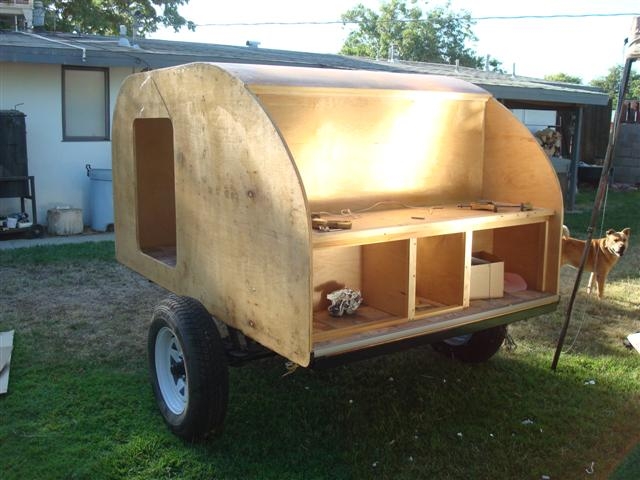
[113,63,312,365]
[483,98,563,293]
[312,246,361,312]
[256,90,487,212]
[113,63,563,364]
[362,240,411,317]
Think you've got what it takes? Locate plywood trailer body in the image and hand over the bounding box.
[113,62,562,419]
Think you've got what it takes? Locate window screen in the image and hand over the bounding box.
[62,66,109,141]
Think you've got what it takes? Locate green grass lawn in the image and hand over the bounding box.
[612,443,640,480]
[1,188,639,479]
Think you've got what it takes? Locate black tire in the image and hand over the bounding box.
[148,294,229,441]
[431,325,507,363]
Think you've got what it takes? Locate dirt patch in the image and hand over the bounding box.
[0,261,167,365]
[3,257,637,366]
[510,264,640,357]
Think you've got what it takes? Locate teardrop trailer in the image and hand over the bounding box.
[112,62,563,440]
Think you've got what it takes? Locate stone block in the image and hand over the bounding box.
[47,208,83,235]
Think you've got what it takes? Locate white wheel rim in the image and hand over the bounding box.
[155,327,188,415]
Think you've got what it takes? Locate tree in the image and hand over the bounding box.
[590,65,640,108]
[40,0,195,36]
[340,0,491,69]
[543,73,583,85]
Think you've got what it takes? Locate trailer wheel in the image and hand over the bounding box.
[148,295,229,441]
[431,325,507,363]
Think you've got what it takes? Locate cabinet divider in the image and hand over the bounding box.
[463,230,473,307]
[408,238,418,319]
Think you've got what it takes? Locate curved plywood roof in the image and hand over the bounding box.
[219,62,490,96]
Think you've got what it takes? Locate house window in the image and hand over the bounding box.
[62,66,109,141]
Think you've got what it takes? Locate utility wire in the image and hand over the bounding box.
[473,12,640,20]
[194,12,640,28]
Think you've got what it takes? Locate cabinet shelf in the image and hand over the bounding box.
[311,210,554,347]
[0,176,41,238]
[312,205,554,248]
[313,290,558,354]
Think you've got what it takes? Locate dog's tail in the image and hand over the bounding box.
[562,225,570,238]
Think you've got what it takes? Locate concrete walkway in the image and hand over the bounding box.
[0,231,114,250]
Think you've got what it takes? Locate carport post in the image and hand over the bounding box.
[567,107,583,212]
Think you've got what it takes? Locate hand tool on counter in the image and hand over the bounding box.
[311,216,352,231]
[457,201,533,212]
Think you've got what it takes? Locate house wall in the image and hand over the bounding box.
[0,62,133,226]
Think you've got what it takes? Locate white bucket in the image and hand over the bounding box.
[6,217,17,228]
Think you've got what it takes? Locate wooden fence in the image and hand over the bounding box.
[621,100,640,123]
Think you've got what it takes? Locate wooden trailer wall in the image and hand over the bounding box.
[113,62,563,366]
[113,63,313,365]
[483,98,563,295]
[248,70,489,212]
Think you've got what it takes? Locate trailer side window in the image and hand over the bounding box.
[134,118,177,266]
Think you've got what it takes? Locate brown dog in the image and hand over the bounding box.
[561,226,631,298]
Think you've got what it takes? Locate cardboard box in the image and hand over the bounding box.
[470,251,504,299]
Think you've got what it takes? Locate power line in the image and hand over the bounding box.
[194,12,640,28]
[473,12,639,20]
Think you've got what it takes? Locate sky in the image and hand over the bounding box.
[150,0,640,83]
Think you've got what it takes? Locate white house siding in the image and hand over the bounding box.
[0,62,133,226]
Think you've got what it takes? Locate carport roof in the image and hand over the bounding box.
[0,30,610,107]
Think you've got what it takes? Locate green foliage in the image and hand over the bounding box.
[543,72,583,84]
[590,64,640,108]
[40,0,195,36]
[611,442,640,480]
[340,0,491,68]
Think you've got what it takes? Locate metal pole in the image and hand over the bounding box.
[568,107,583,212]
[551,46,637,369]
